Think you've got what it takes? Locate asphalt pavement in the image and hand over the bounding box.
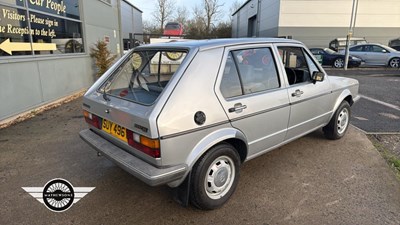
[1,98,399,225]
[326,68,400,133]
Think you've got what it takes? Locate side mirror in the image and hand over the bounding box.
[312,71,325,83]
[382,49,388,53]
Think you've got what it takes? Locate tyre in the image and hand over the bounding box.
[323,101,351,140]
[190,143,240,210]
[388,57,400,68]
[333,58,344,68]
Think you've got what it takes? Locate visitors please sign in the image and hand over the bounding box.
[0,1,70,55]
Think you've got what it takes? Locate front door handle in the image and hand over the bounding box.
[228,103,247,113]
[291,89,304,97]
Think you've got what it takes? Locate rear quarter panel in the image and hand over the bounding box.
[157,48,232,166]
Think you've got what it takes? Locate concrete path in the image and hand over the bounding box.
[0,99,399,225]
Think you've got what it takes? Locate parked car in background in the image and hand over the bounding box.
[388,37,400,51]
[391,46,400,51]
[80,38,359,210]
[341,43,400,68]
[163,22,184,36]
[329,37,367,52]
[310,47,362,68]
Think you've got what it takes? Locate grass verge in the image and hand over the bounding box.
[368,134,400,180]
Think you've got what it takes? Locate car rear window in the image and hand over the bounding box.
[100,49,187,105]
[165,24,181,30]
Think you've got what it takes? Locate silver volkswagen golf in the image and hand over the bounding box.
[80,38,359,210]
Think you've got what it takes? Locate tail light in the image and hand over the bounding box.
[83,111,101,129]
[126,129,160,158]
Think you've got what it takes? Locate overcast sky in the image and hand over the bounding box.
[127,0,243,22]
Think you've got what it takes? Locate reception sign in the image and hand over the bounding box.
[0,0,83,56]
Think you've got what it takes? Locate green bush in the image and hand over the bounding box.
[90,40,117,78]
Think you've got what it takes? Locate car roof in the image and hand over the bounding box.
[136,38,303,51]
[333,37,366,41]
[351,43,387,48]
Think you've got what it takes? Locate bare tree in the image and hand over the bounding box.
[174,6,189,26]
[230,0,243,16]
[143,20,161,34]
[186,5,206,38]
[202,0,224,34]
[152,0,174,32]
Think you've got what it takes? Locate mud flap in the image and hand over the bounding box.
[171,171,191,207]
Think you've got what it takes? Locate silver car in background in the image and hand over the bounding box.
[80,38,359,210]
[343,43,400,68]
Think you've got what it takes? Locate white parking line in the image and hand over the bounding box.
[354,116,368,121]
[378,112,400,120]
[360,95,400,112]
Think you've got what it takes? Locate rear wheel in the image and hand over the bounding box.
[389,57,400,68]
[190,143,240,210]
[333,58,344,68]
[323,101,351,140]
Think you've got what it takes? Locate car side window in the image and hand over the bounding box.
[231,48,280,95]
[371,45,385,53]
[277,47,311,85]
[304,51,320,75]
[220,48,280,98]
[350,46,363,52]
[310,49,320,55]
[220,52,243,98]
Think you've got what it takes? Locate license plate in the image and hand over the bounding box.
[102,119,128,142]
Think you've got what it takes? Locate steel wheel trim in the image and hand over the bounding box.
[390,58,399,68]
[337,108,349,135]
[334,59,344,68]
[204,155,235,200]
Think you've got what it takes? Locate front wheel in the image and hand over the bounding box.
[323,101,351,140]
[190,143,240,210]
[333,58,344,68]
[389,57,400,68]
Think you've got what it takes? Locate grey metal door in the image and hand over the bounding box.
[216,45,290,158]
[366,45,390,65]
[276,46,333,140]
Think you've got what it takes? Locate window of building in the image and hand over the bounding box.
[0,0,83,57]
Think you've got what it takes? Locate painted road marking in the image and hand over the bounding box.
[354,116,368,121]
[360,95,400,112]
[378,112,400,120]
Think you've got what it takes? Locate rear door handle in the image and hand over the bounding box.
[291,89,304,97]
[228,103,247,113]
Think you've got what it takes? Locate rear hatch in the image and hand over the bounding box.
[83,48,189,166]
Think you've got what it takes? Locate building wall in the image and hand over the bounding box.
[278,0,400,47]
[236,0,255,37]
[83,0,121,55]
[232,0,280,38]
[0,56,93,120]
[258,0,280,37]
[232,13,239,37]
[121,0,143,41]
[232,0,400,47]
[0,0,141,121]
